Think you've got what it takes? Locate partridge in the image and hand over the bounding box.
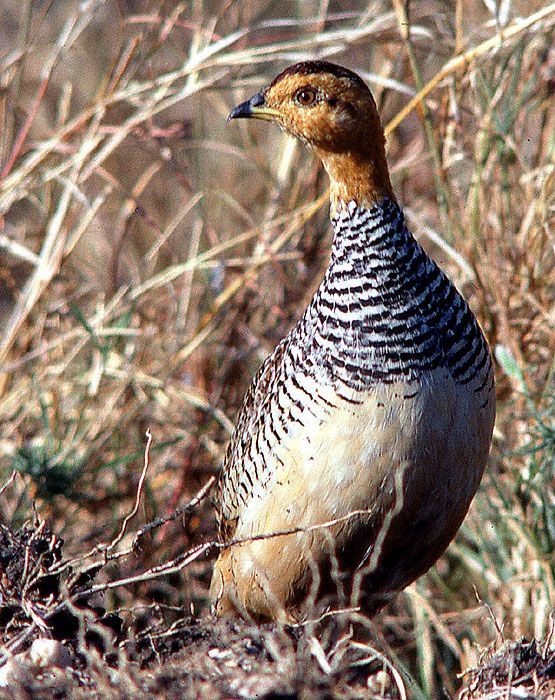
[210,61,495,622]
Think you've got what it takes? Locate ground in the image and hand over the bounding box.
[1,509,554,699]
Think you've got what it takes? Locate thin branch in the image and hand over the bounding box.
[133,475,216,546]
[0,470,17,500]
[107,429,153,554]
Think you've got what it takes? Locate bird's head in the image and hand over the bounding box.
[228,61,394,210]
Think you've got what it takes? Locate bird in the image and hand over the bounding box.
[209,61,495,623]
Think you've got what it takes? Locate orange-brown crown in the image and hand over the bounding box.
[229,61,394,212]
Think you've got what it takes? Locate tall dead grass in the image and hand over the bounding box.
[0,1,553,695]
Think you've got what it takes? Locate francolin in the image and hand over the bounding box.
[210,61,495,622]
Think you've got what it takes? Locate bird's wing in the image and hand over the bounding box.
[215,337,289,541]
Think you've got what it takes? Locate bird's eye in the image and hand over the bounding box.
[294,87,318,107]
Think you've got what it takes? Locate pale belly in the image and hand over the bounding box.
[210,368,495,621]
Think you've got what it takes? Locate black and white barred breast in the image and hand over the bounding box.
[216,197,495,538]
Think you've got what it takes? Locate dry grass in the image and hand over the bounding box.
[0,0,554,697]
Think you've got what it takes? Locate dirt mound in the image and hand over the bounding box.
[461,639,555,699]
[1,519,554,699]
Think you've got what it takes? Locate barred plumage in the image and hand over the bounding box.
[210,61,495,622]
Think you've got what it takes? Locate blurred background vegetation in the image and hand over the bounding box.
[0,1,553,696]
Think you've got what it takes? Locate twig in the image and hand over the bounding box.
[290,606,361,628]
[309,635,332,674]
[0,470,17,499]
[107,429,153,554]
[133,475,216,547]
[0,236,41,265]
[350,641,408,700]
[45,474,216,581]
[0,74,50,182]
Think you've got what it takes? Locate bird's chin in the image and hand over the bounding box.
[249,110,281,122]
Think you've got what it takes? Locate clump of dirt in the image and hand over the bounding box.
[2,518,555,699]
[460,638,555,699]
[0,614,403,700]
[0,521,63,633]
[0,521,121,651]
[128,616,405,699]
[0,519,403,699]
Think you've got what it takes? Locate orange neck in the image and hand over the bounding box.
[315,146,395,215]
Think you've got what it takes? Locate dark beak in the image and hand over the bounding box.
[227,91,280,122]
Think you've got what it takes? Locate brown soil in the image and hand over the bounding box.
[1,520,554,699]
